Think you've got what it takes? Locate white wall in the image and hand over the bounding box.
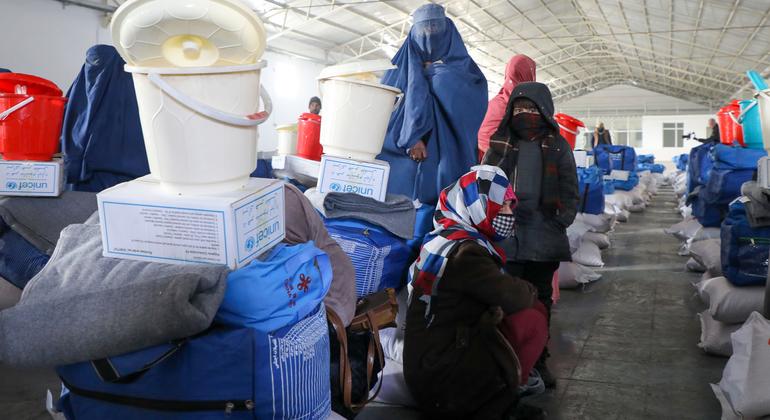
[638,114,713,162]
[0,0,328,154]
[0,0,111,92]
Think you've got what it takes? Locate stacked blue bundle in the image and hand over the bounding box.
[577,166,605,215]
[637,154,655,164]
[324,218,412,298]
[673,154,689,172]
[693,145,765,228]
[594,145,639,191]
[687,142,716,195]
[58,305,332,419]
[699,144,764,210]
[721,200,770,286]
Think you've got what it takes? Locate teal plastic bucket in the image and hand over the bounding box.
[740,99,764,149]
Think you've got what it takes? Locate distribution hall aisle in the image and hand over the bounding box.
[525,184,725,419]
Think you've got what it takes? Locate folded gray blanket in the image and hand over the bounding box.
[0,224,228,367]
[0,191,98,254]
[741,181,770,228]
[315,191,416,239]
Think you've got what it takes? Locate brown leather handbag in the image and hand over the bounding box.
[327,288,398,416]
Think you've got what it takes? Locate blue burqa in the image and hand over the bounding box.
[60,45,149,192]
[378,4,488,204]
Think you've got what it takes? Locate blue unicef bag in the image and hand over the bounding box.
[577,166,605,215]
[721,200,770,286]
[323,217,412,297]
[216,241,332,332]
[57,305,331,420]
[594,145,637,174]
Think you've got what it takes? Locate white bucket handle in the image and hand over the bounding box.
[728,110,741,125]
[558,123,579,135]
[0,96,34,121]
[738,100,759,123]
[147,73,272,127]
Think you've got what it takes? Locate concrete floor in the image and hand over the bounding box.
[0,185,726,419]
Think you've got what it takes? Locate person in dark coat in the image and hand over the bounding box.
[698,118,720,143]
[592,122,612,147]
[405,165,548,420]
[482,81,579,389]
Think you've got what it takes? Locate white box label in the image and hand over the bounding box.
[0,160,63,196]
[234,185,285,264]
[318,157,389,201]
[101,202,228,265]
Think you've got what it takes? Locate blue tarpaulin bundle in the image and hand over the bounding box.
[721,200,770,286]
[637,154,655,164]
[577,166,605,215]
[673,154,689,172]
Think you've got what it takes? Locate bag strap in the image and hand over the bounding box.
[91,339,188,384]
[326,304,354,410]
[580,183,590,213]
[351,311,385,411]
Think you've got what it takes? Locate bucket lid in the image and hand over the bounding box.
[276,123,298,131]
[111,0,267,68]
[554,113,585,128]
[0,73,62,96]
[318,60,396,80]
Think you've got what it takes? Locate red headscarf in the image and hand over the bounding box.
[477,55,537,158]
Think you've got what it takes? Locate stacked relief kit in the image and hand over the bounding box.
[0,74,67,196]
[98,0,284,268]
[315,60,402,201]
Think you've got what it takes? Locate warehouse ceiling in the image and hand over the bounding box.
[59,0,770,108]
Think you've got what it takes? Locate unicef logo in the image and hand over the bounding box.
[244,236,255,251]
[329,182,342,192]
[5,181,17,190]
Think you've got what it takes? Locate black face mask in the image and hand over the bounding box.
[511,113,549,140]
[598,127,605,133]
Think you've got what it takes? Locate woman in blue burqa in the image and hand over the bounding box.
[378,3,488,205]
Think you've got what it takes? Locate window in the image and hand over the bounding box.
[614,130,642,147]
[663,122,684,148]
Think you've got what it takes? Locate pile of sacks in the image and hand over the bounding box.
[667,172,770,419]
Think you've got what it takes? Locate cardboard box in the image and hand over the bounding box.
[0,158,64,197]
[97,176,285,269]
[317,155,390,201]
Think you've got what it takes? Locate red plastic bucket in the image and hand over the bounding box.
[554,113,585,150]
[296,113,323,161]
[717,103,745,147]
[727,100,746,147]
[0,73,66,161]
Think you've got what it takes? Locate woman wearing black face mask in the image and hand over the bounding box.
[482,82,579,390]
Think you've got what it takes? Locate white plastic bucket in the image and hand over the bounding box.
[276,124,298,155]
[756,89,770,152]
[126,62,272,194]
[319,77,402,161]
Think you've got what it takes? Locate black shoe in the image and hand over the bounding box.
[533,362,556,389]
[511,403,546,420]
